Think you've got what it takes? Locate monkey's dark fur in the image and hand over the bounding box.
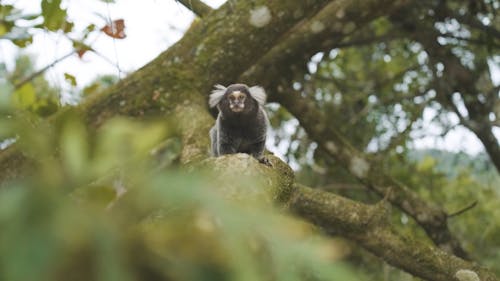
[209,84,269,161]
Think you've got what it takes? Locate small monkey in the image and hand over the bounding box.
[209,84,269,163]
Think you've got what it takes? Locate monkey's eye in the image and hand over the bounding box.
[238,96,244,101]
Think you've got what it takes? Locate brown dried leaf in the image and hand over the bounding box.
[101,19,126,39]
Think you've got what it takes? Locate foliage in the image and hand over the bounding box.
[0,104,360,281]
[386,149,500,277]
[0,55,60,116]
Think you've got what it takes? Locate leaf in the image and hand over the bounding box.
[41,0,67,31]
[72,40,92,59]
[101,19,126,39]
[0,24,7,36]
[82,83,100,96]
[0,4,15,18]
[76,49,88,59]
[81,23,96,40]
[62,20,74,33]
[12,36,33,47]
[12,83,36,109]
[0,26,32,47]
[64,73,77,86]
[60,116,89,180]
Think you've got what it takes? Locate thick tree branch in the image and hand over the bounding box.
[175,0,212,17]
[287,183,498,281]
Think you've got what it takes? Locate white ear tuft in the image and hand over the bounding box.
[209,84,227,108]
[248,86,267,105]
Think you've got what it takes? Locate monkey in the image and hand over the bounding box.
[208,83,270,163]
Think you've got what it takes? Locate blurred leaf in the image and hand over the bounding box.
[41,0,67,31]
[92,118,168,175]
[1,26,33,47]
[81,23,96,40]
[64,72,77,86]
[72,40,92,59]
[12,83,36,109]
[82,83,100,96]
[60,116,89,181]
[101,19,126,39]
[0,120,15,140]
[417,155,436,172]
[0,24,7,36]
[63,20,74,33]
[12,36,33,47]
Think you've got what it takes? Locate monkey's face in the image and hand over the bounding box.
[227,90,247,113]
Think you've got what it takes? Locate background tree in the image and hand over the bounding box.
[0,0,499,281]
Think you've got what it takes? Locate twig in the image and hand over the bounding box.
[13,51,75,91]
[175,0,212,18]
[448,201,478,218]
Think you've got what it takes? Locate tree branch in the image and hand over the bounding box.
[175,0,212,17]
[13,51,75,91]
[448,201,478,218]
[287,183,498,281]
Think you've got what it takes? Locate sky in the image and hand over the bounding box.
[0,0,498,157]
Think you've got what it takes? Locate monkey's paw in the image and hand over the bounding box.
[258,156,272,167]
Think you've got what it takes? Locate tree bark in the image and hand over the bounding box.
[288,184,498,281]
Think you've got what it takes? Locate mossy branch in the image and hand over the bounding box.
[175,0,212,17]
[288,183,498,281]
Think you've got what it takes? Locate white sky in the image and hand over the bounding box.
[0,0,498,156]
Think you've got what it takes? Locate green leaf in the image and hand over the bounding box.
[0,24,7,36]
[1,26,33,47]
[62,20,74,33]
[64,72,77,86]
[60,116,89,180]
[81,23,96,40]
[0,4,15,18]
[12,36,33,47]
[41,0,67,31]
[12,83,36,109]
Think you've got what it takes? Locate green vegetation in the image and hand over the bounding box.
[0,112,359,281]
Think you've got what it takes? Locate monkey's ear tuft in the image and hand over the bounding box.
[209,84,227,108]
[248,86,267,105]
